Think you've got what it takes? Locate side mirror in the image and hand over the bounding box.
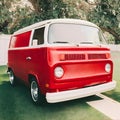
[32,39,38,46]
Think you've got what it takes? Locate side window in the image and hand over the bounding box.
[32,27,45,46]
[10,31,31,48]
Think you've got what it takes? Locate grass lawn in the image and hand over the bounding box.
[0,67,111,120]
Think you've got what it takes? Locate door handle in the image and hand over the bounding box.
[26,57,31,60]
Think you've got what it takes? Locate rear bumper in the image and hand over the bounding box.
[46,80,116,103]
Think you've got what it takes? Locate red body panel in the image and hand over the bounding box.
[46,47,113,92]
[8,46,113,94]
[8,48,49,93]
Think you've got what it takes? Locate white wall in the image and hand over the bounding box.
[0,34,11,65]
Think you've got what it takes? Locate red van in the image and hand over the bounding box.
[7,19,116,104]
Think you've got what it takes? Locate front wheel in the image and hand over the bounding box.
[30,78,46,105]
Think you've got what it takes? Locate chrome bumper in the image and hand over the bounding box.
[46,81,116,103]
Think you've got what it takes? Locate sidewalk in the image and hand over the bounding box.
[87,94,120,120]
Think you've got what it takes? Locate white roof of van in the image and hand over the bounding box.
[14,19,99,35]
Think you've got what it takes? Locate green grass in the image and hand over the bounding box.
[0,66,110,120]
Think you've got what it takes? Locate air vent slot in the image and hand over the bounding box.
[65,54,85,60]
[88,54,107,59]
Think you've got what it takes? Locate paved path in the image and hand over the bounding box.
[87,94,120,120]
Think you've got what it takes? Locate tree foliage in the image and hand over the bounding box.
[0,0,33,33]
[88,0,120,44]
[0,0,120,44]
[28,0,68,19]
[0,0,77,34]
[0,0,13,33]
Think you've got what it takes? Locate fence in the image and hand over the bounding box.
[0,34,11,65]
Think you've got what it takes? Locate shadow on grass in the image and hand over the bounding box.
[0,82,17,119]
[0,81,31,120]
[0,80,105,120]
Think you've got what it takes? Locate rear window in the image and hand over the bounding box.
[10,31,31,48]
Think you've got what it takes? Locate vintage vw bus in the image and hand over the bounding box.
[7,19,116,104]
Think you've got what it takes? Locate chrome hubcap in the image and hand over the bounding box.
[9,71,14,85]
[31,81,38,102]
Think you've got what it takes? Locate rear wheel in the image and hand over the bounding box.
[8,70,17,86]
[30,78,46,104]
